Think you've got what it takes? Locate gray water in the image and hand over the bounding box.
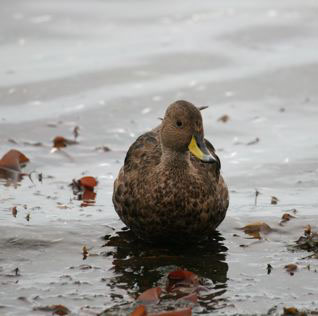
[1,0,318,315]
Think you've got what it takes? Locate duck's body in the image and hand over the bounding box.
[113,100,229,243]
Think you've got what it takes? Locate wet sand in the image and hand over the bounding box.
[1,0,318,315]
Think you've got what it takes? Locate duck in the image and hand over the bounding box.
[112,100,229,243]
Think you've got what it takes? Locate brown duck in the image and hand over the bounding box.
[113,100,229,243]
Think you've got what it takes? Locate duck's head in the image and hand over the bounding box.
[160,100,218,164]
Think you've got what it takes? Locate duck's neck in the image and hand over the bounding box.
[161,148,190,170]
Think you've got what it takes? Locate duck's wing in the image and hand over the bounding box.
[113,127,161,218]
[123,127,161,173]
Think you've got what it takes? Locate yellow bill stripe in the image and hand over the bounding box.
[188,136,204,160]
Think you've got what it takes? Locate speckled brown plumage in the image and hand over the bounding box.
[112,100,229,243]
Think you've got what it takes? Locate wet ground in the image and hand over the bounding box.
[1,0,318,315]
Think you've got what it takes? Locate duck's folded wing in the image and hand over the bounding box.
[124,130,161,173]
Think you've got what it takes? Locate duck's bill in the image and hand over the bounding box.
[188,135,218,164]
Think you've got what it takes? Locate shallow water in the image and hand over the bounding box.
[1,0,318,315]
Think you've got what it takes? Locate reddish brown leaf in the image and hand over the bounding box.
[280,213,295,225]
[240,222,272,239]
[33,305,70,315]
[71,176,98,206]
[79,176,97,190]
[137,287,162,304]
[82,190,96,202]
[82,245,89,260]
[0,149,30,171]
[53,136,67,149]
[168,269,198,284]
[167,269,199,293]
[150,307,192,316]
[304,224,312,236]
[131,305,147,316]
[52,304,70,315]
[284,264,298,275]
[282,213,295,221]
[80,189,97,207]
[217,114,230,123]
[283,307,299,315]
[247,231,261,239]
[12,207,18,218]
[53,136,78,149]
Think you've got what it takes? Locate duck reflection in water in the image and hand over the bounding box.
[102,228,228,314]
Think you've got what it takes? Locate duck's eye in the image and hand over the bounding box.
[176,120,183,128]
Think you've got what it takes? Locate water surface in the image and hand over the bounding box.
[1,0,318,315]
